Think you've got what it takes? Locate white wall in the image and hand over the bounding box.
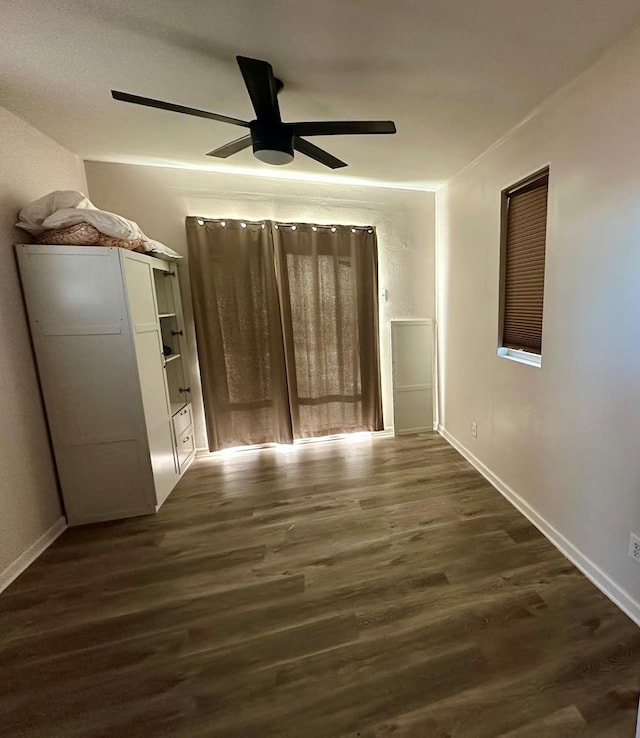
[0,106,87,581]
[85,161,435,448]
[437,27,640,619]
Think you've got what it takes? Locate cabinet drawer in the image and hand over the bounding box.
[177,425,195,467]
[172,403,192,438]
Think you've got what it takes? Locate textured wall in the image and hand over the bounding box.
[85,161,435,447]
[437,27,640,613]
[0,106,87,575]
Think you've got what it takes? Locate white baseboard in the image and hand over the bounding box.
[0,516,67,594]
[438,424,640,627]
[395,426,432,435]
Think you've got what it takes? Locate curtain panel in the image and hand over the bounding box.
[186,218,293,450]
[187,218,383,451]
[273,223,383,439]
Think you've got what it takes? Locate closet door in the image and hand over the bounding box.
[391,319,434,435]
[122,253,178,504]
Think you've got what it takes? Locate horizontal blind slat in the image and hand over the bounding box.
[507,267,545,276]
[506,265,545,277]
[506,244,547,256]
[508,229,548,243]
[507,225,548,240]
[508,201,548,220]
[505,273,545,283]
[509,189,548,207]
[507,220,548,235]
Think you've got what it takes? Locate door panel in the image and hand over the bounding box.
[391,320,434,435]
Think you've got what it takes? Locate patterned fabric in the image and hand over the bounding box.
[34,223,147,251]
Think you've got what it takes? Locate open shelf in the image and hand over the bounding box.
[153,268,176,315]
[154,267,188,409]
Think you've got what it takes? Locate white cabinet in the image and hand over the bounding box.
[391,319,435,435]
[16,245,195,525]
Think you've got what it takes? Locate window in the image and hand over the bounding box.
[498,168,549,366]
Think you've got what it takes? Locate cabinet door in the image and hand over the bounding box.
[123,255,178,504]
[16,246,157,523]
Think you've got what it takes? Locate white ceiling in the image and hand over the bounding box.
[2,1,640,190]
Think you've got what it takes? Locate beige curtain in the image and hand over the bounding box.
[274,223,383,439]
[187,218,383,450]
[186,218,293,450]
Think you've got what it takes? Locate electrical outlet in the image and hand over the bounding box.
[629,533,640,564]
[471,421,478,438]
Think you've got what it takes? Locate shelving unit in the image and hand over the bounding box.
[16,244,195,525]
[153,268,191,421]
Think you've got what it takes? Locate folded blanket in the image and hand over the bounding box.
[16,190,181,259]
[33,223,148,251]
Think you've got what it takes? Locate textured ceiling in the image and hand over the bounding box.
[2,1,640,189]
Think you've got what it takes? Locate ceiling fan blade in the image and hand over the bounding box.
[294,136,347,169]
[111,90,250,127]
[291,120,396,136]
[236,56,281,122]
[206,135,253,158]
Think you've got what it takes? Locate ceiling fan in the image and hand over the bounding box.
[112,55,396,169]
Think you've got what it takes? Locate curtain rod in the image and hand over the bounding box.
[274,223,374,233]
[195,217,374,233]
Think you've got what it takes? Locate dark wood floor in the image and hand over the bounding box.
[1,433,638,737]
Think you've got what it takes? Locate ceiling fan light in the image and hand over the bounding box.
[250,121,294,166]
[253,148,294,165]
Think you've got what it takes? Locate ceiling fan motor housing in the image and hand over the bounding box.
[250,120,294,165]
[111,56,395,169]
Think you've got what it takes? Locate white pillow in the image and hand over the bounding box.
[17,191,95,234]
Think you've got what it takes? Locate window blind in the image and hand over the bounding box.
[502,172,549,354]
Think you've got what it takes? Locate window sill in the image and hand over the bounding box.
[497,347,542,368]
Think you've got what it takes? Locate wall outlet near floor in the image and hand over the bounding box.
[471,421,478,438]
[629,533,640,564]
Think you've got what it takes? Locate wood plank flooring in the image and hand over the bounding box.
[1,433,638,737]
